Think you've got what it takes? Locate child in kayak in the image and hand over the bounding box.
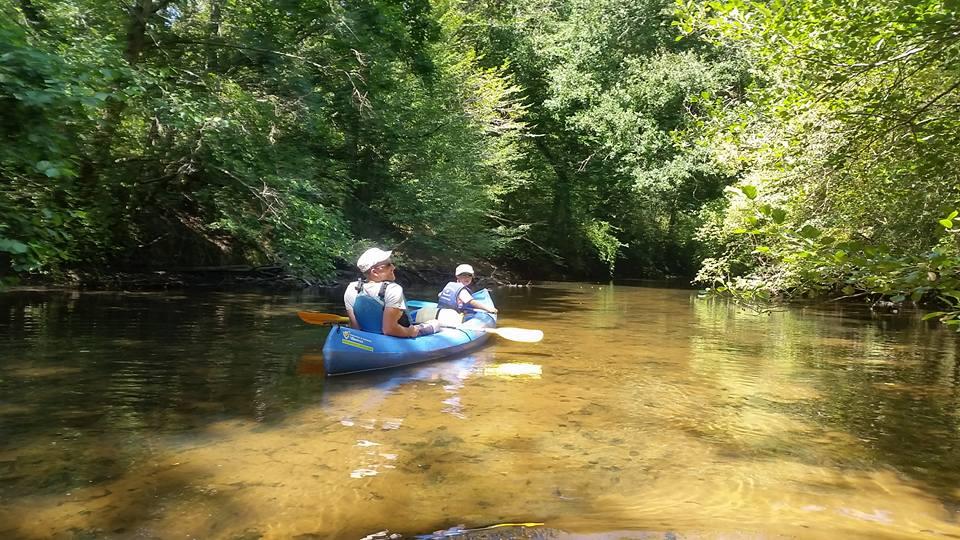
[437,264,498,322]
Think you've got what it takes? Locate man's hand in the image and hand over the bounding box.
[413,319,441,337]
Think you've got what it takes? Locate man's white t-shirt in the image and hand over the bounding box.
[343,280,407,313]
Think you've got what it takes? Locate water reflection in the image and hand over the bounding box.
[688,299,960,505]
[313,350,543,419]
[477,363,543,378]
[1,284,959,538]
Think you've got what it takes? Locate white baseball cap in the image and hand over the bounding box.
[455,264,474,276]
[357,248,393,273]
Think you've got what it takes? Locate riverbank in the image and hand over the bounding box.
[3,259,531,292]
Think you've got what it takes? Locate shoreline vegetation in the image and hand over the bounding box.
[2,1,959,328]
[4,259,532,292]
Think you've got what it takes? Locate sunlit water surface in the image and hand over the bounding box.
[1,283,959,539]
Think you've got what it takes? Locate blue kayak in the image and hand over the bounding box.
[322,289,497,375]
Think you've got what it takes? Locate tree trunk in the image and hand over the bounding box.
[125,0,154,64]
[18,0,45,28]
[535,138,573,253]
[79,1,164,208]
[206,0,223,70]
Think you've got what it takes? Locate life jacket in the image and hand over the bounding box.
[437,281,471,312]
[353,279,410,334]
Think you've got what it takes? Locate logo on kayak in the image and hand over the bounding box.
[342,330,374,351]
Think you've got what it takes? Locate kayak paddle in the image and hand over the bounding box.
[296,311,543,343]
[297,311,349,325]
[470,326,543,343]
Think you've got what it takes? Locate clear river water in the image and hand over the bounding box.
[1,282,959,539]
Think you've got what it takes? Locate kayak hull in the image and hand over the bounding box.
[322,290,496,375]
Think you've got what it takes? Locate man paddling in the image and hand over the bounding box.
[344,248,440,338]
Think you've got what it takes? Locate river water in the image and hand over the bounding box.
[1,283,958,539]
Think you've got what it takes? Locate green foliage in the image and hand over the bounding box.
[698,187,960,327]
[7,0,952,297]
[1,0,530,282]
[679,0,960,327]
[346,6,528,259]
[0,12,121,280]
[454,0,749,277]
[677,0,960,247]
[584,220,624,278]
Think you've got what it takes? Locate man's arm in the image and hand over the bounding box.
[345,308,360,329]
[383,307,418,337]
[343,286,361,329]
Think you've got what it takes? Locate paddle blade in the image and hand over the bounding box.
[486,327,543,343]
[298,311,349,325]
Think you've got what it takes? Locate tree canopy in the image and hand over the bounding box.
[3,0,959,321]
[677,0,960,323]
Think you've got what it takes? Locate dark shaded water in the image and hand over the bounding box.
[1,283,959,539]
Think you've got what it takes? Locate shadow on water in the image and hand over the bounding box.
[0,290,338,526]
[1,461,253,539]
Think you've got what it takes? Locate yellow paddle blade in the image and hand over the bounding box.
[297,311,349,325]
[485,326,544,343]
